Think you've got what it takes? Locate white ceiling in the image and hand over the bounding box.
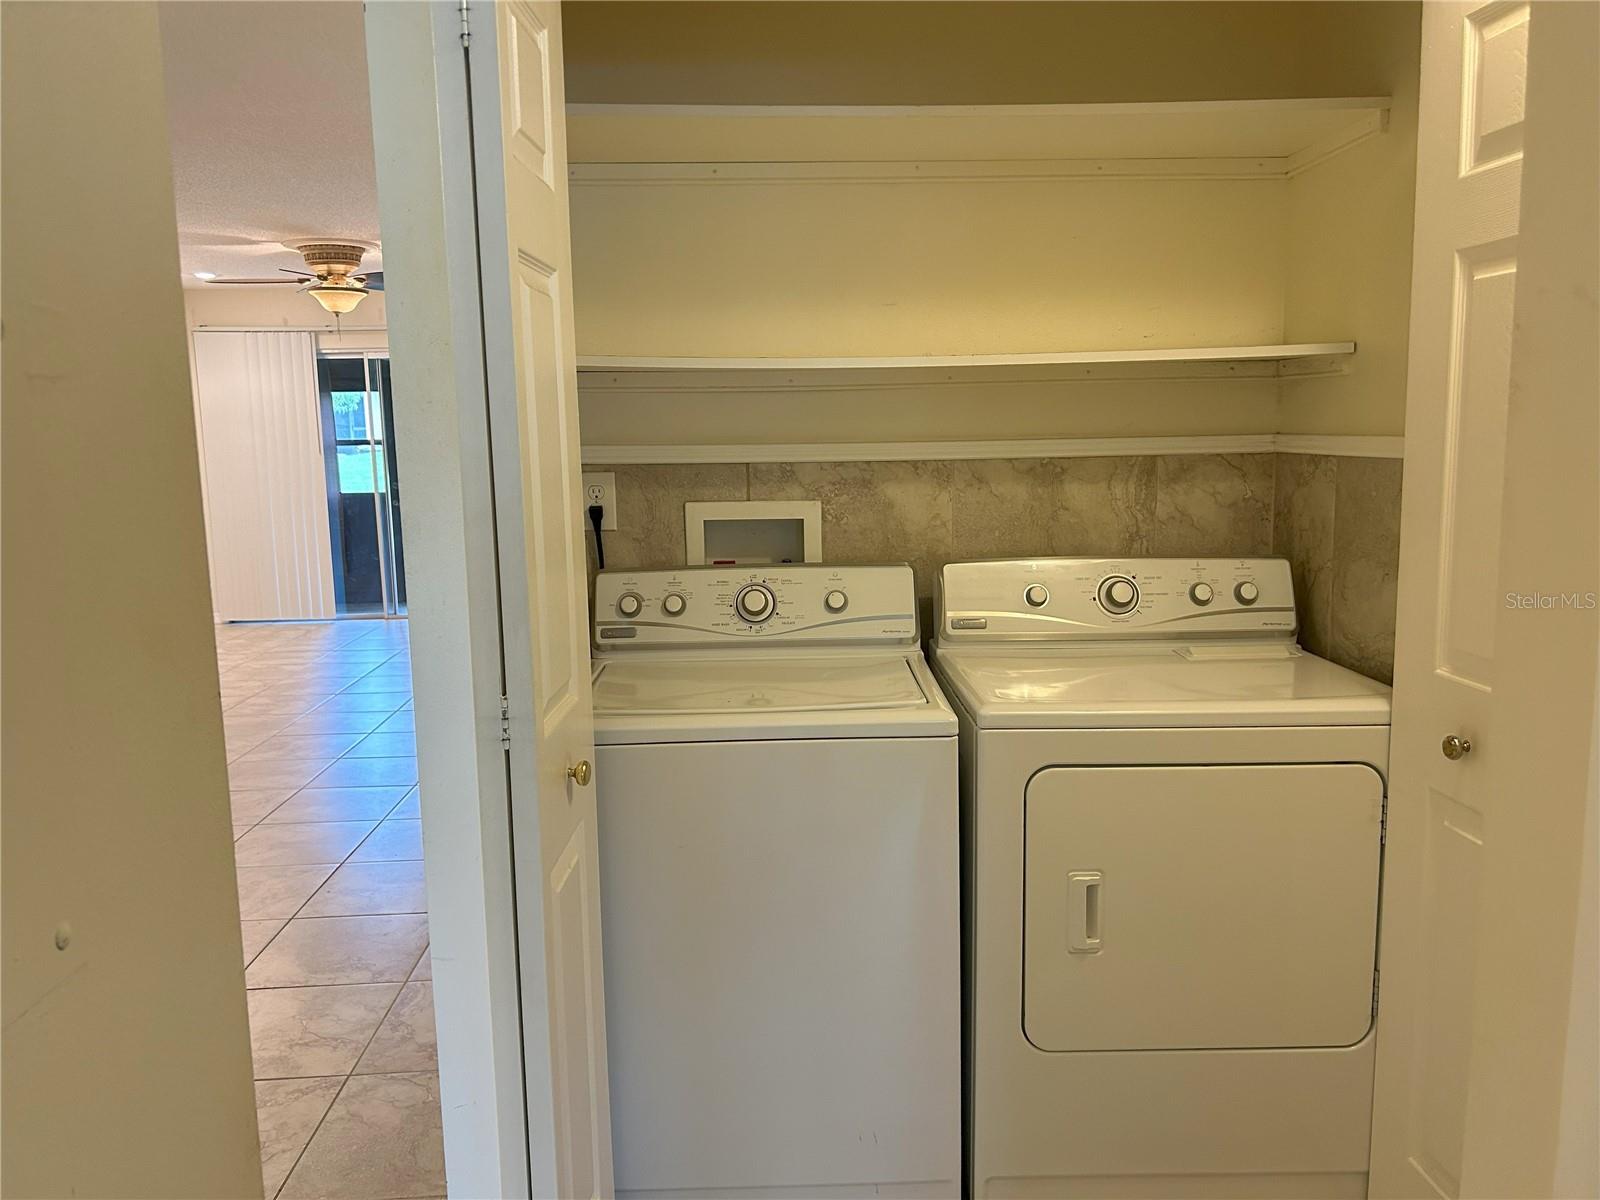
[159,1,381,287]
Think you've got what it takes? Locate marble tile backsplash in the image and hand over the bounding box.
[584,452,1403,683]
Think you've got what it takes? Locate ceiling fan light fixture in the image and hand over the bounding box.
[307,284,369,315]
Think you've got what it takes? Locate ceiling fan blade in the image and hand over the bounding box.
[356,271,384,291]
[207,277,301,285]
[277,267,317,279]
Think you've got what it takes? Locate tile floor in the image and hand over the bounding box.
[217,619,445,1200]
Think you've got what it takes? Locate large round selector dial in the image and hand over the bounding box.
[1234,580,1260,606]
[1098,575,1140,614]
[616,592,643,619]
[1023,583,1050,608]
[824,589,848,613]
[661,592,687,617]
[1189,582,1215,606]
[736,583,775,623]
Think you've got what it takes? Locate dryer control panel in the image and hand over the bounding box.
[595,563,918,647]
[938,558,1296,642]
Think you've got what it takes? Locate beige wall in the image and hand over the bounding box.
[1281,5,1422,436]
[566,3,1418,678]
[564,1,1421,448]
[565,2,1418,106]
[573,177,1287,358]
[570,174,1287,445]
[578,373,1282,449]
[185,285,389,353]
[1,5,262,1197]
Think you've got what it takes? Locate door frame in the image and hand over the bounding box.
[365,5,541,1196]
[316,349,404,617]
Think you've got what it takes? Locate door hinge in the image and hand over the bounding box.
[459,0,471,47]
[1372,968,1381,1017]
[499,694,510,747]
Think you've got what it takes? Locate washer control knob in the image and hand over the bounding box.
[661,592,687,617]
[1023,583,1050,608]
[1189,582,1215,606]
[1235,580,1260,606]
[824,589,848,613]
[736,584,775,622]
[616,592,643,619]
[1098,576,1140,614]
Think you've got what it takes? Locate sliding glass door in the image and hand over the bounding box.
[316,353,407,617]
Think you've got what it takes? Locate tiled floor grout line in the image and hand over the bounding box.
[272,1074,349,1200]
[266,940,430,1200]
[238,784,417,971]
[222,619,440,1198]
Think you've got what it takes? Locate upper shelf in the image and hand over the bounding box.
[575,343,1355,388]
[578,343,1353,371]
[565,98,1391,173]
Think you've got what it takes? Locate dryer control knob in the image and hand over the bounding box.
[824,589,848,613]
[616,592,643,619]
[736,584,774,622]
[661,592,687,617]
[1189,582,1215,606]
[1235,580,1260,606]
[1098,576,1140,614]
[1023,583,1050,608]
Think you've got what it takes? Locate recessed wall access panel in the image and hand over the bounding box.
[686,500,821,565]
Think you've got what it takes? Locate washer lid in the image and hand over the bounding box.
[934,645,1392,728]
[593,655,928,717]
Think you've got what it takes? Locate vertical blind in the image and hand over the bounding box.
[191,331,336,621]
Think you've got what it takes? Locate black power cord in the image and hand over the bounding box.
[588,503,606,569]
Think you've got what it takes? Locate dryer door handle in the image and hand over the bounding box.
[1067,871,1104,954]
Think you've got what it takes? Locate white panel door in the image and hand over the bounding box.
[468,4,612,1196]
[1024,764,1383,1052]
[1369,4,1527,1195]
[191,330,335,622]
[1458,4,1599,1195]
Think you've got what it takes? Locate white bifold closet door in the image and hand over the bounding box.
[192,331,336,621]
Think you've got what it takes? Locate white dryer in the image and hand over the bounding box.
[932,558,1392,1200]
[591,563,960,1199]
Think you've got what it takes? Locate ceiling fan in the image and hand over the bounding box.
[200,239,383,315]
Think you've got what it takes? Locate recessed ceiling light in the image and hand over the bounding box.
[193,271,217,280]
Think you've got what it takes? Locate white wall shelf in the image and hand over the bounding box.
[576,342,1355,387]
[578,433,1403,466]
[567,98,1390,179]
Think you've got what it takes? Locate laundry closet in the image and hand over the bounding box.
[365,4,1591,1200]
[561,1,1417,686]
[552,6,1421,1196]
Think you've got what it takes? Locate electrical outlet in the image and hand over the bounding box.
[581,471,617,531]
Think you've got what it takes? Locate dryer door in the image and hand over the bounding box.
[1024,763,1382,1052]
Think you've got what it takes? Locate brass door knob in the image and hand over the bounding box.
[567,759,593,787]
[1441,734,1474,761]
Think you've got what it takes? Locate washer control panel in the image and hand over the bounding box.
[938,558,1296,641]
[594,563,917,647]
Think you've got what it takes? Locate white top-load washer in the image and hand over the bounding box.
[592,563,960,1200]
[932,557,1392,1200]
